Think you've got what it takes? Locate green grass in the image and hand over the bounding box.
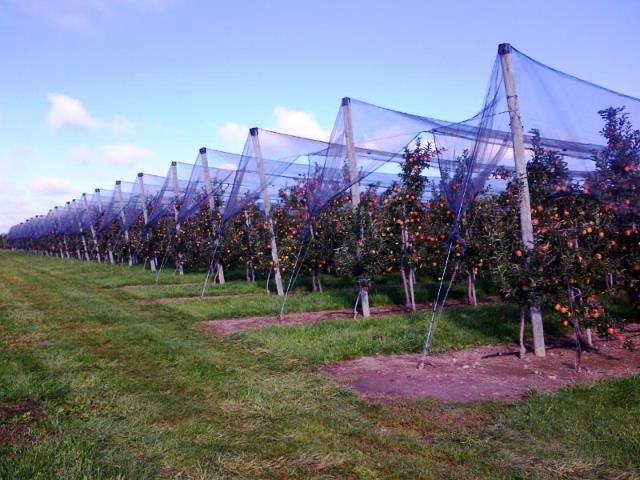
[156,277,484,320]
[239,303,567,366]
[0,251,638,479]
[123,280,265,299]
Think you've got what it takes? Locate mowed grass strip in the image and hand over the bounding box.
[1,252,638,479]
[0,253,458,478]
[237,304,545,366]
[163,281,482,321]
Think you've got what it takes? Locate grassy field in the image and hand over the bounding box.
[0,251,638,479]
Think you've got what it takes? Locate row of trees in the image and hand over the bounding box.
[10,108,639,353]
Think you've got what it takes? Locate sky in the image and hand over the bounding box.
[1,0,639,233]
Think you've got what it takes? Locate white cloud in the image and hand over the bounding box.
[69,144,153,167]
[109,114,136,135]
[68,146,96,165]
[217,121,249,150]
[271,106,330,141]
[100,144,152,166]
[46,93,135,135]
[47,93,101,132]
[216,107,330,152]
[32,176,71,194]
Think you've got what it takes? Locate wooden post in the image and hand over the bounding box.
[171,161,184,275]
[200,147,225,284]
[342,97,370,317]
[498,43,546,357]
[82,193,100,262]
[138,173,156,272]
[115,181,132,266]
[250,128,285,296]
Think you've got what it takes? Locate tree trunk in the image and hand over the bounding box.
[567,284,584,371]
[400,265,411,310]
[467,267,478,306]
[519,305,526,358]
[316,267,323,293]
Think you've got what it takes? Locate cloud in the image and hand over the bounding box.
[217,121,249,150]
[46,93,135,135]
[47,93,101,132]
[68,146,95,165]
[216,107,330,151]
[32,176,71,194]
[109,114,136,135]
[271,107,330,141]
[69,144,153,167]
[100,144,152,166]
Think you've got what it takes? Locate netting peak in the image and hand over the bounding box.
[498,43,512,56]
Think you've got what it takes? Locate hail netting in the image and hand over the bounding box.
[176,149,238,224]
[89,189,112,238]
[97,183,134,236]
[434,45,640,218]
[144,162,193,231]
[119,174,166,235]
[221,129,329,226]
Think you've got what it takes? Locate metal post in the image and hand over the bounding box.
[342,97,369,317]
[498,43,545,357]
[200,147,225,284]
[250,128,285,296]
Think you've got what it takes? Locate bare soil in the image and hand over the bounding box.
[201,298,500,336]
[324,332,640,403]
[0,400,43,444]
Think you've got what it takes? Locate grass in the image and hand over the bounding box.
[0,251,638,479]
[146,276,483,320]
[238,303,568,366]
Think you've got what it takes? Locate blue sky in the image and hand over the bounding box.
[1,0,639,232]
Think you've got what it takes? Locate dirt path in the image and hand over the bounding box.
[201,297,501,336]
[324,332,640,403]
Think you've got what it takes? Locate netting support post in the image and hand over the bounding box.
[171,162,183,275]
[95,189,113,264]
[82,193,100,262]
[138,173,156,272]
[250,129,285,296]
[72,200,91,262]
[116,181,133,267]
[342,97,369,317]
[200,148,225,284]
[342,97,361,207]
[499,42,546,357]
